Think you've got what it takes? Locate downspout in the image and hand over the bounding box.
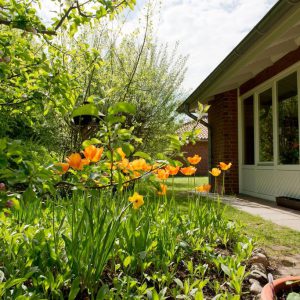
[184,103,212,176]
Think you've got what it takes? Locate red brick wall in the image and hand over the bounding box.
[208,89,239,194]
[180,141,208,176]
[240,46,300,95]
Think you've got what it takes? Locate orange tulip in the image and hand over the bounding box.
[156,169,170,180]
[131,158,147,171]
[165,165,180,176]
[187,155,202,165]
[196,184,211,193]
[83,145,104,162]
[117,158,130,170]
[158,184,167,196]
[66,153,87,170]
[219,162,232,171]
[180,166,197,176]
[117,147,126,160]
[209,168,221,177]
[55,162,69,174]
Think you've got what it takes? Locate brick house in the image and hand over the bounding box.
[177,120,208,176]
[178,0,300,201]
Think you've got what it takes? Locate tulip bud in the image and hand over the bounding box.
[0,183,5,190]
[6,200,13,208]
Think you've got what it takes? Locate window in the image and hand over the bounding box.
[277,72,299,165]
[243,95,255,165]
[258,88,273,162]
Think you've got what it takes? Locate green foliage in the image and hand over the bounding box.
[0,138,57,211]
[0,189,253,299]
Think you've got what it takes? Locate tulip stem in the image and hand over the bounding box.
[222,172,225,196]
[172,176,174,199]
[214,176,218,195]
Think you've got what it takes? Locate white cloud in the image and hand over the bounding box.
[38,0,278,92]
[123,0,278,92]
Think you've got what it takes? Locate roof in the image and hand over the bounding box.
[176,119,208,141]
[178,0,300,113]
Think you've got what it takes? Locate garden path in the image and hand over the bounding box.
[217,194,300,277]
[219,194,300,232]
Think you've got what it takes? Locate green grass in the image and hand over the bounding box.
[171,176,300,258]
[166,175,208,192]
[224,207,300,256]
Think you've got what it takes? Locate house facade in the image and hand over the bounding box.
[177,120,208,176]
[178,0,300,201]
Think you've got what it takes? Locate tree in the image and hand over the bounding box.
[0,0,136,155]
[65,10,188,155]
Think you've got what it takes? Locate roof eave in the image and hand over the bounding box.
[178,0,300,113]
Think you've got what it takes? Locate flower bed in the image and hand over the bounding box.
[0,187,254,299]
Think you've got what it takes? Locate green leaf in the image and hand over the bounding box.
[174,278,184,289]
[221,264,230,276]
[82,138,102,148]
[68,277,80,300]
[96,284,109,300]
[108,102,136,115]
[133,151,151,160]
[123,256,132,268]
[71,103,99,118]
[0,271,4,283]
[287,293,300,300]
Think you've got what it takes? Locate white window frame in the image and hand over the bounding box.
[256,86,274,165]
[239,61,300,170]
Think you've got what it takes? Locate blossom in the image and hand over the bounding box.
[156,169,170,180]
[196,184,211,193]
[83,145,103,162]
[157,184,167,196]
[187,155,202,165]
[128,192,144,209]
[165,165,180,176]
[209,168,221,177]
[55,162,69,174]
[131,158,147,171]
[66,153,89,170]
[219,162,232,171]
[117,147,126,160]
[117,158,130,170]
[180,166,197,176]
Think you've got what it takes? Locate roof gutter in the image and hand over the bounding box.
[177,0,300,114]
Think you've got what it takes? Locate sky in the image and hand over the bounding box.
[122,0,278,93]
[39,0,278,93]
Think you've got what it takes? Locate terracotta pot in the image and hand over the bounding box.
[261,276,300,300]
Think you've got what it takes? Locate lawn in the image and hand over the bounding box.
[171,176,300,260]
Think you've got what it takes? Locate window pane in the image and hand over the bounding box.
[243,95,254,165]
[277,72,299,165]
[259,88,273,162]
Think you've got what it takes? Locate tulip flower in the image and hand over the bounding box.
[128,192,144,209]
[55,162,69,174]
[156,169,170,180]
[209,168,221,177]
[165,165,180,176]
[83,145,103,162]
[66,153,89,170]
[117,147,126,160]
[196,184,211,193]
[157,184,167,196]
[131,158,147,171]
[187,155,202,165]
[180,166,197,176]
[219,162,232,171]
